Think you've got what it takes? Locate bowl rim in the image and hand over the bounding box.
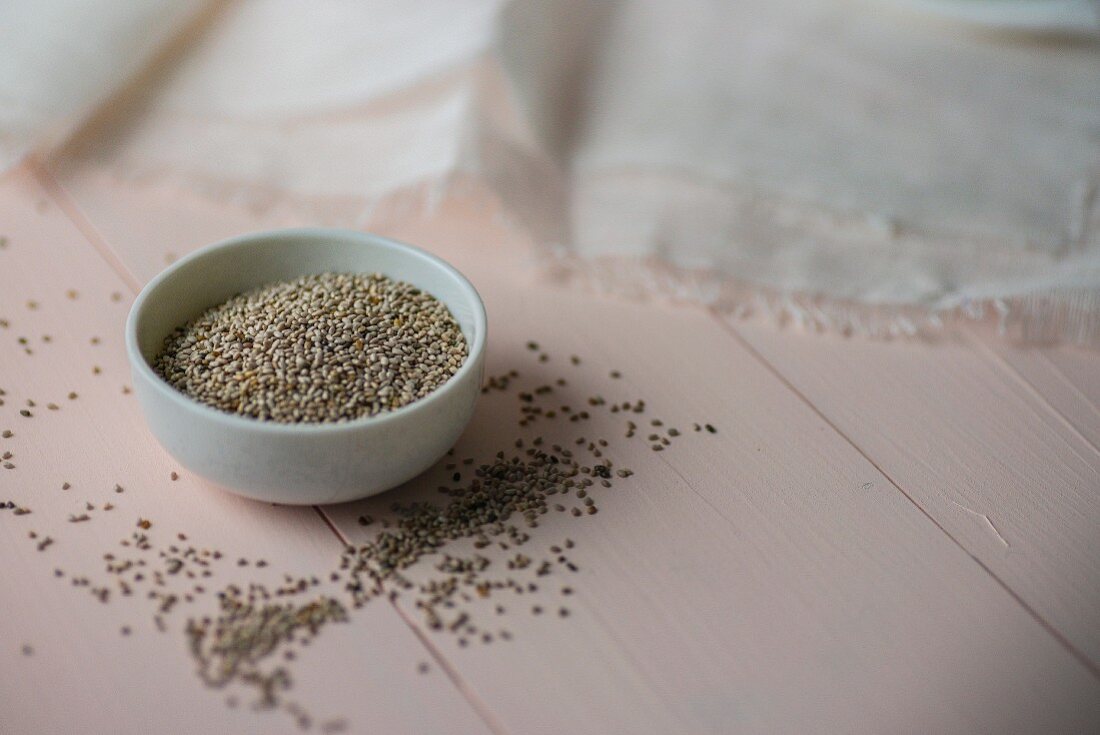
[125,227,487,435]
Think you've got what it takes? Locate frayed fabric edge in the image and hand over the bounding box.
[48,156,1099,349]
[539,247,1100,348]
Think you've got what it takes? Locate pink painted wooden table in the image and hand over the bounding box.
[2,159,1099,734]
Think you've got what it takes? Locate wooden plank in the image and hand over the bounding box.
[331,267,1100,734]
[55,166,1100,732]
[989,344,1100,449]
[0,166,492,735]
[1043,346,1100,409]
[733,318,1100,674]
[963,323,1100,449]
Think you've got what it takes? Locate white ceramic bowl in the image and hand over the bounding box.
[126,228,487,505]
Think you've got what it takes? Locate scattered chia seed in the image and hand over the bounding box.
[4,336,721,729]
[186,593,347,710]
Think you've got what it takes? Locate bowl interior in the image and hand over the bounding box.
[133,229,484,370]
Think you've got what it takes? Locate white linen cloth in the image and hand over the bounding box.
[3,0,1099,343]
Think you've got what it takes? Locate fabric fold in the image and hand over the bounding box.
[5,0,1099,345]
[0,0,208,169]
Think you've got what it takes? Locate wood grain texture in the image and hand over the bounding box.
[50,164,1100,733]
[327,266,1100,734]
[733,319,1100,675]
[0,166,491,735]
[1043,346,1100,409]
[980,335,1100,449]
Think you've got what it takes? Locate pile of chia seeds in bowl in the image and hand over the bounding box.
[153,272,468,423]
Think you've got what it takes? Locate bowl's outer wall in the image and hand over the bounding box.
[131,349,484,504]
[128,229,487,505]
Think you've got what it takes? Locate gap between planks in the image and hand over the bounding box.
[31,159,513,735]
[313,507,511,735]
[1035,351,1100,418]
[707,307,1100,682]
[31,158,143,294]
[964,329,1100,458]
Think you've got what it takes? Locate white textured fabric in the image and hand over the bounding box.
[3,0,1099,343]
[0,0,206,169]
